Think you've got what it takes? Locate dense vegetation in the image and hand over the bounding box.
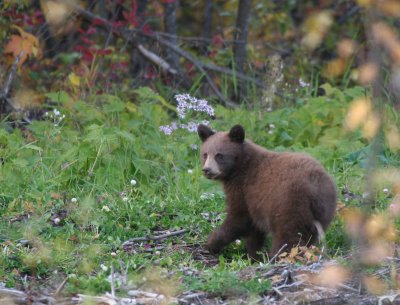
[0,0,399,302]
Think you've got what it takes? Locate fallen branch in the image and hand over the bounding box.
[1,52,23,99]
[0,287,27,298]
[152,35,236,107]
[122,228,188,246]
[137,44,178,75]
[0,52,32,124]
[267,243,288,264]
[74,6,235,107]
[54,276,68,297]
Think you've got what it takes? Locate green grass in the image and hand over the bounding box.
[0,85,399,297]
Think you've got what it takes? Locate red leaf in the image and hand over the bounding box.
[111,20,125,28]
[142,24,153,35]
[96,48,112,56]
[86,26,97,35]
[92,17,106,26]
[80,36,95,45]
[212,34,224,47]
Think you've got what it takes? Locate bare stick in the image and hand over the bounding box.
[74,6,235,107]
[0,51,32,124]
[137,44,177,75]
[54,277,68,297]
[110,263,115,297]
[122,229,188,246]
[1,52,23,99]
[337,283,359,293]
[150,35,236,107]
[267,243,288,264]
[272,287,283,296]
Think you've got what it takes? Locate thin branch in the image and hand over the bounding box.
[0,52,32,124]
[267,243,288,264]
[1,52,23,99]
[122,228,188,246]
[150,35,236,107]
[54,277,68,297]
[74,6,235,106]
[110,263,116,297]
[74,5,291,105]
[137,44,177,74]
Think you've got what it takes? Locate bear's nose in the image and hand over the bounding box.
[202,168,211,176]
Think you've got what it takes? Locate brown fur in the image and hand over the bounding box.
[197,124,337,259]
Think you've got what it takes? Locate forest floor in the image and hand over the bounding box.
[1,235,399,305]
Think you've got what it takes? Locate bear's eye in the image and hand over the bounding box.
[202,153,208,159]
[215,153,224,161]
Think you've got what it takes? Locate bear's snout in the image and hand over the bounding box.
[202,167,215,179]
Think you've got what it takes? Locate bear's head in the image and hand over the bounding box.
[197,124,245,180]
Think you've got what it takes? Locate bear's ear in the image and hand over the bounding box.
[198,124,215,142]
[229,125,245,143]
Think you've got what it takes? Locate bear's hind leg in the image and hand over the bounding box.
[270,226,318,258]
[245,229,266,260]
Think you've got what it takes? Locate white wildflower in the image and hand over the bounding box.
[383,188,389,194]
[71,198,77,203]
[299,78,310,88]
[102,205,111,212]
[130,179,137,186]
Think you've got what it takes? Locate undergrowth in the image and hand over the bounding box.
[0,84,399,296]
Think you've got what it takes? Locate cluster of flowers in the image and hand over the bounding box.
[175,93,215,118]
[159,121,209,135]
[159,94,214,136]
[44,108,65,126]
[299,78,311,88]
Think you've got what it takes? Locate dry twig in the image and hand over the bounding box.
[122,228,188,246]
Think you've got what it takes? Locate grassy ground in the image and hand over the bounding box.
[0,84,399,301]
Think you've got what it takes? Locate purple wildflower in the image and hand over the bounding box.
[159,125,173,135]
[160,94,214,136]
[175,94,215,119]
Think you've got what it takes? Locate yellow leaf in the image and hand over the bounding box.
[363,275,388,295]
[386,126,400,151]
[4,26,41,66]
[68,72,81,87]
[289,246,299,258]
[356,0,373,7]
[302,11,333,50]
[362,113,380,139]
[345,98,372,131]
[316,265,350,288]
[41,0,71,26]
[126,102,137,113]
[356,62,379,85]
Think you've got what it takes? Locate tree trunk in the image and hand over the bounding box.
[162,0,180,71]
[233,0,252,100]
[129,0,149,81]
[201,0,213,54]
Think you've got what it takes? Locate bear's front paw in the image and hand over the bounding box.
[207,232,224,254]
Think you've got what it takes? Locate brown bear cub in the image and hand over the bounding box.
[197,124,337,259]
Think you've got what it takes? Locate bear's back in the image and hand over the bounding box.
[239,144,336,234]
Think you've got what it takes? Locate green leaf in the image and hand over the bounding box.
[45,91,71,104]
